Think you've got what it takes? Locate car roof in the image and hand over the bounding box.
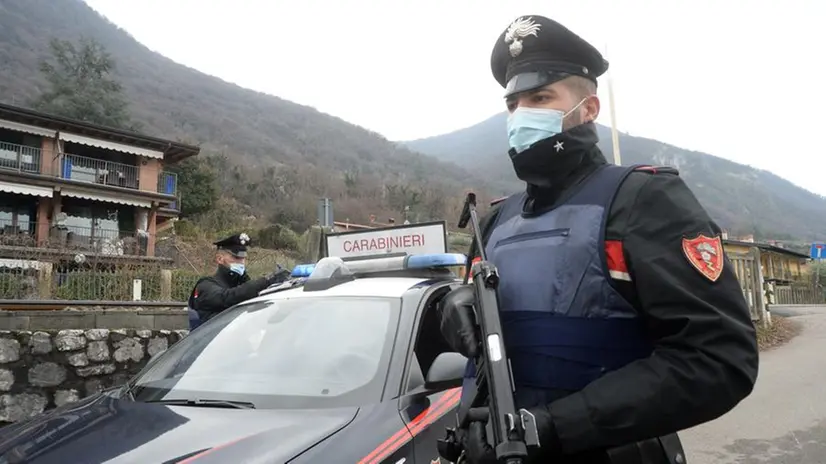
[244,276,437,304]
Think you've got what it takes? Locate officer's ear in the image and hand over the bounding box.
[581,94,600,124]
[564,76,600,123]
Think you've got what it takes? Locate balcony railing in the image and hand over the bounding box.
[157,171,180,210]
[0,141,41,174]
[58,153,140,190]
[0,219,36,248]
[0,219,154,257]
[48,224,152,257]
[158,171,178,195]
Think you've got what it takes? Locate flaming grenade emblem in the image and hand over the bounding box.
[695,241,718,272]
[504,16,542,57]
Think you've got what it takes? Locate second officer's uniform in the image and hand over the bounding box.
[188,233,289,329]
[437,15,759,464]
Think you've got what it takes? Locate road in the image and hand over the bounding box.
[680,305,826,464]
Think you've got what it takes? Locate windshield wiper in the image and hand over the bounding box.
[143,398,256,409]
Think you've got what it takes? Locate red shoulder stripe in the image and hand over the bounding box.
[605,240,632,281]
[633,165,658,174]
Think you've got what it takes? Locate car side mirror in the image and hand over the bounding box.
[425,352,468,391]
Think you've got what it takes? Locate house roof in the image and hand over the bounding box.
[724,239,810,260]
[0,102,200,164]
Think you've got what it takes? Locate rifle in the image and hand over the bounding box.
[437,192,539,464]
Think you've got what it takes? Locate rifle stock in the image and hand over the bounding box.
[438,192,539,464]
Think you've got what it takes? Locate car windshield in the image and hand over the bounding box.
[128,295,400,409]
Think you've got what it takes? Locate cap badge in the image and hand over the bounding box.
[239,233,250,245]
[504,16,542,58]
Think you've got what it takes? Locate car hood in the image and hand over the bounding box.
[0,393,358,463]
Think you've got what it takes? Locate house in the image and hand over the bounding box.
[723,239,810,284]
[0,102,199,264]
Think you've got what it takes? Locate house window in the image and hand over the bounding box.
[0,192,37,235]
[62,198,136,241]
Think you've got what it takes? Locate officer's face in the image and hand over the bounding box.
[505,79,600,130]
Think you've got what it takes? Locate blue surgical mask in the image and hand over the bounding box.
[229,263,246,276]
[507,99,587,153]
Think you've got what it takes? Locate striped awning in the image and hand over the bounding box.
[60,188,151,208]
[0,180,53,197]
[0,119,55,138]
[58,132,164,160]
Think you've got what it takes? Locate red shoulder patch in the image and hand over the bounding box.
[682,234,724,282]
[634,165,658,173]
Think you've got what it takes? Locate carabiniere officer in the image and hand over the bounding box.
[437,15,759,464]
[188,233,290,329]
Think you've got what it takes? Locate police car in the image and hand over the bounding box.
[0,223,470,464]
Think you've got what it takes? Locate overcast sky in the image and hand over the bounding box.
[83,0,825,195]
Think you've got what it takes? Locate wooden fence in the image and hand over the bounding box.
[773,283,826,305]
[728,249,767,324]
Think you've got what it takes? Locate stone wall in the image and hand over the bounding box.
[0,328,189,425]
[0,307,188,331]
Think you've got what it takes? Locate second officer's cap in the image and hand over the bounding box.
[213,232,251,258]
[491,15,608,98]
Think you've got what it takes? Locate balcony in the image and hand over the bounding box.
[0,137,181,212]
[0,219,154,258]
[48,224,152,257]
[157,171,180,210]
[58,153,139,190]
[0,141,41,174]
[0,219,36,248]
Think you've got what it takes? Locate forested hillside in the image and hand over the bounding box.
[0,0,499,233]
[1,0,822,242]
[405,113,826,242]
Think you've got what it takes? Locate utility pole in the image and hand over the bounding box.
[604,43,621,166]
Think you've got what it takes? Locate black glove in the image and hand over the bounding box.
[461,405,562,463]
[266,264,291,285]
[438,285,479,358]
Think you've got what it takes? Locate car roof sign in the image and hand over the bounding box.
[324,221,448,259]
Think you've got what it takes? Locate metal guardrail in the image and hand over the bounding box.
[0,140,41,174]
[59,152,140,190]
[0,300,187,311]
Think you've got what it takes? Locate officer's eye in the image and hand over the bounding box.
[531,94,553,104]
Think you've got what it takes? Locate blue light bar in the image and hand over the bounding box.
[405,253,466,269]
[291,264,316,278]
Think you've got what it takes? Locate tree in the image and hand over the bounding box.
[169,156,219,217]
[32,37,138,130]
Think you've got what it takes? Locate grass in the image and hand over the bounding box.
[756,315,801,351]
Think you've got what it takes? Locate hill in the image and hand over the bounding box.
[0,0,500,231]
[1,0,822,243]
[405,112,826,242]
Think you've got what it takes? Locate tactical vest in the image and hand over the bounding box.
[462,164,654,404]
